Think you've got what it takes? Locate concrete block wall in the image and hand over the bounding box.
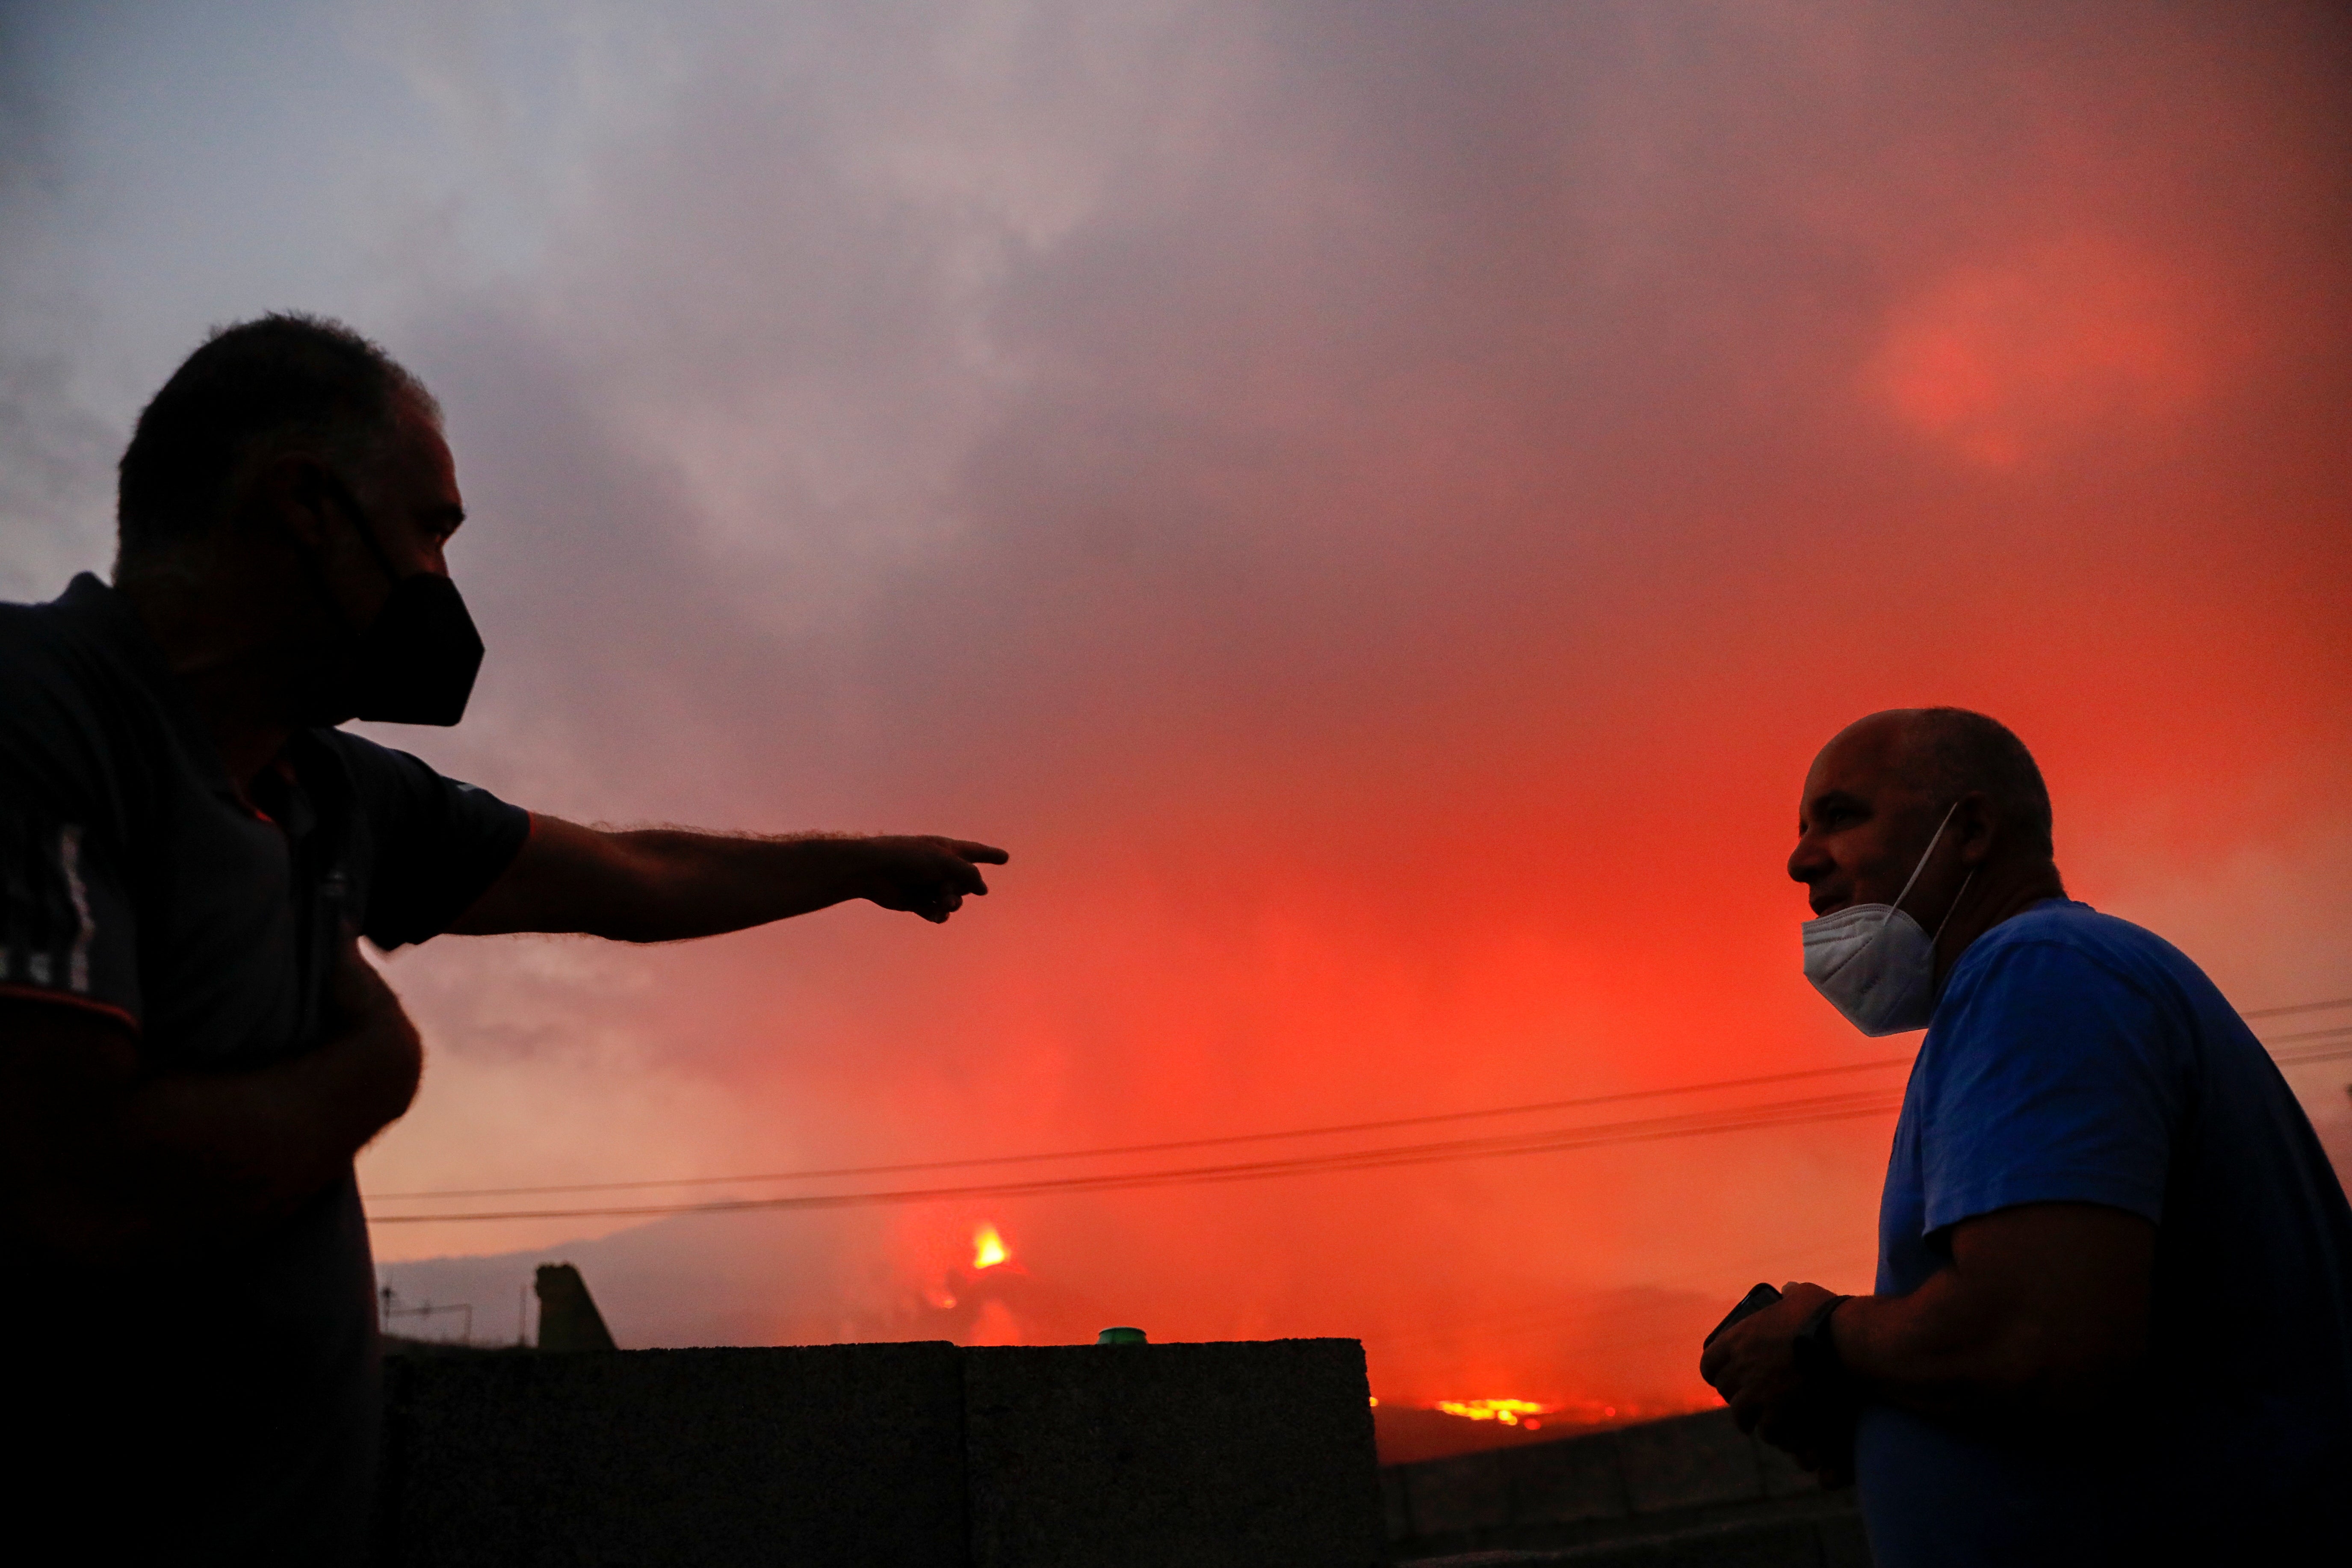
[1384,1409,1870,1564]
[963,1343,1383,1567]
[377,1338,1385,1568]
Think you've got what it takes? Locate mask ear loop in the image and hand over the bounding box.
[286,468,402,640]
[1923,806,1982,1001]
[1931,866,1977,943]
[315,471,405,585]
[1885,800,1961,924]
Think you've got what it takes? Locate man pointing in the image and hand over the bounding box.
[0,314,1006,1563]
[1700,708,2352,1564]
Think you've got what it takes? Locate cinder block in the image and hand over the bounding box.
[963,1339,1384,1568]
[1400,1448,1513,1537]
[1506,1428,1630,1525]
[378,1343,967,1568]
[1613,1409,1762,1515]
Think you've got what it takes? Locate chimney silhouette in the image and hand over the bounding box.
[533,1263,618,1352]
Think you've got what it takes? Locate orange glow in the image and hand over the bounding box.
[1432,1398,1548,1427]
[1867,236,2210,468]
[355,2,2352,1438]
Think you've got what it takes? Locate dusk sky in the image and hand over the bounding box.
[3,1,2347,1417]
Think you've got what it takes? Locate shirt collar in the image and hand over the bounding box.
[54,572,250,808]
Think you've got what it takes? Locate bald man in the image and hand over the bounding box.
[1701,708,2352,1565]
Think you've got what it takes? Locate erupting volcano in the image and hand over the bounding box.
[971,1223,1009,1271]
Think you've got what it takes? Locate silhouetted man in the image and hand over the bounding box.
[1702,708,2352,1565]
[0,315,1006,1564]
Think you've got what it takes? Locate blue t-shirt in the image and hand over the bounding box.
[1857,900,2352,1566]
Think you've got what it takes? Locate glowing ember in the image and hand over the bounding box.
[1430,1398,1548,1428]
[971,1222,1010,1270]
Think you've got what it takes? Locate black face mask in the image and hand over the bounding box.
[292,475,485,727]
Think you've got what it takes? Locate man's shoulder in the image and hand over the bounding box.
[0,586,97,679]
[0,595,48,638]
[305,725,405,771]
[303,727,450,799]
[301,727,524,833]
[1,573,127,645]
[1957,900,2189,989]
[0,582,157,797]
[1934,900,2217,1070]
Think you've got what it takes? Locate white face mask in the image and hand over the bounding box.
[1800,801,1974,1036]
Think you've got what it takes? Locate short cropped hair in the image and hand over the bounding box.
[115,313,434,557]
[1910,707,2055,860]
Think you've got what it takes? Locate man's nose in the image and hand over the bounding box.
[1787,836,1826,884]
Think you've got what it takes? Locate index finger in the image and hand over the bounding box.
[943,839,1010,865]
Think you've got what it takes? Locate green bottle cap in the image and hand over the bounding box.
[1096,1326,1147,1345]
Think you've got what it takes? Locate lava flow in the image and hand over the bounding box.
[971,1223,1010,1271]
[1431,1398,1548,1431]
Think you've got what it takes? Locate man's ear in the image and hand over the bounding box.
[251,452,337,550]
[1953,791,1998,866]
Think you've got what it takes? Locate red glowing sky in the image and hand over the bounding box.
[3,2,2346,1411]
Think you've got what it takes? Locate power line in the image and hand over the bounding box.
[367,1087,1905,1226]
[364,1055,1917,1202]
[2273,1045,2352,1069]
[2243,997,2352,1019]
[2262,1022,2352,1046]
[369,1003,2349,1208]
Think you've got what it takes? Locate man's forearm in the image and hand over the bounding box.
[1835,1225,2150,1418]
[586,829,861,940]
[1702,1207,2151,1455]
[1828,1279,2024,1417]
[126,1011,419,1231]
[453,816,1004,941]
[12,1008,419,1266]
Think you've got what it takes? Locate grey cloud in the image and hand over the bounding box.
[7,1,2346,1365]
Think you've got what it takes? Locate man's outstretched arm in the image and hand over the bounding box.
[1699,1202,2154,1456]
[448,815,1009,941]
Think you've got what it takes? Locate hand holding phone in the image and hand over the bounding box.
[1704,1282,1782,1349]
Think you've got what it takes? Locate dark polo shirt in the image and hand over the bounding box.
[0,573,527,1563]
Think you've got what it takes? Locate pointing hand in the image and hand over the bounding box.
[849,836,1009,923]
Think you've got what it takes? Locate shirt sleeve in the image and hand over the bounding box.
[325,735,531,951]
[0,773,141,1031]
[1915,937,2183,1237]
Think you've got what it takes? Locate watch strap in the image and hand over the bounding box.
[1791,1293,1855,1395]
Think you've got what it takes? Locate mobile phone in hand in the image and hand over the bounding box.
[1704,1282,1782,1348]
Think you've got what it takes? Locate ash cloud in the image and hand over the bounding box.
[5,1,2348,1400]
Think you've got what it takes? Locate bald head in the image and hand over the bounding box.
[1832,708,2054,861]
[1791,706,2062,948]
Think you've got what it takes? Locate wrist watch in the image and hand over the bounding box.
[1792,1294,1856,1395]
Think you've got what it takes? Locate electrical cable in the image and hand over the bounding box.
[2243,997,2352,1019]
[369,1005,2350,1206]
[365,1054,1917,1202]
[2261,1022,2352,1046]
[2272,1045,2352,1069]
[367,1087,1905,1225]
